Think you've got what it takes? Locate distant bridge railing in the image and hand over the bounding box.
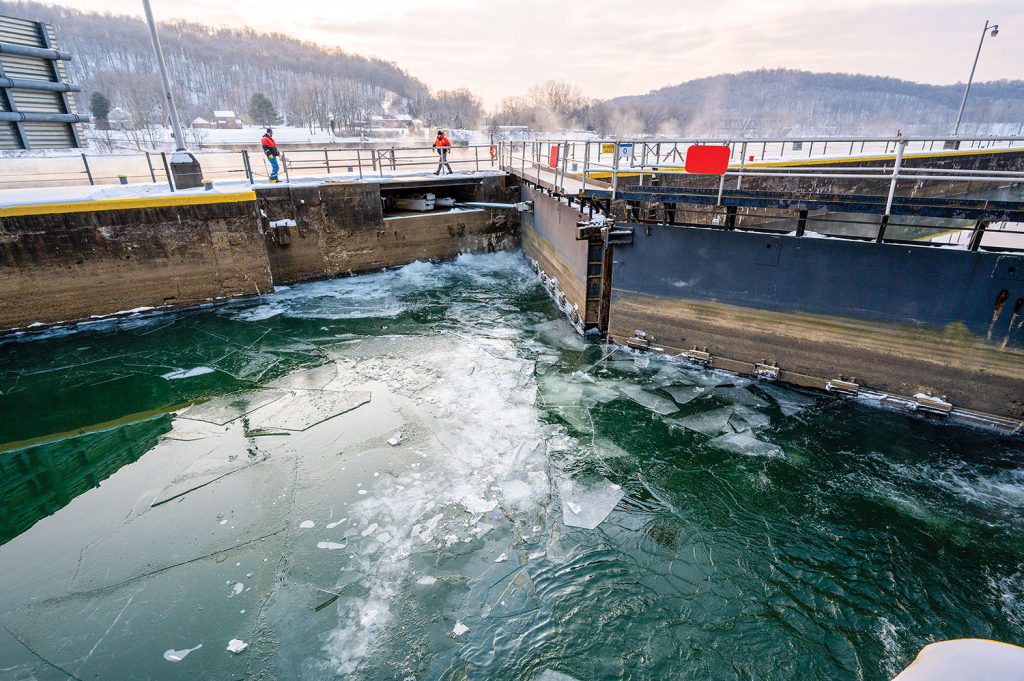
[0,143,501,191]
[498,135,1024,251]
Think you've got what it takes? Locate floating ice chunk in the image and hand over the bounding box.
[533,320,588,351]
[452,621,469,637]
[163,644,202,662]
[179,389,288,426]
[482,568,539,619]
[618,384,679,415]
[535,671,582,681]
[461,495,497,514]
[253,390,371,432]
[663,384,706,406]
[558,475,624,529]
[417,576,437,585]
[226,639,247,654]
[387,432,403,446]
[714,386,770,409]
[710,431,785,459]
[299,520,315,529]
[757,383,816,417]
[673,407,734,436]
[376,532,392,544]
[231,582,244,596]
[326,518,346,529]
[317,541,346,550]
[495,552,509,563]
[729,406,771,433]
[161,366,215,380]
[360,523,379,537]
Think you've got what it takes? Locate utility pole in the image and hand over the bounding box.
[142,0,202,188]
[951,19,999,139]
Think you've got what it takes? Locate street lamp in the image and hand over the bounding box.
[141,0,203,188]
[951,19,999,137]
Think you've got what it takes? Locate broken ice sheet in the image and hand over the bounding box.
[558,474,625,529]
[618,384,679,415]
[161,366,216,380]
[215,350,281,382]
[711,386,770,409]
[482,567,539,619]
[756,383,817,417]
[533,320,589,351]
[671,407,735,437]
[663,384,706,406]
[535,671,582,681]
[728,405,771,433]
[251,390,370,431]
[265,364,339,390]
[710,431,785,459]
[179,388,288,426]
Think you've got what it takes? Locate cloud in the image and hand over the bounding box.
[45,0,1024,106]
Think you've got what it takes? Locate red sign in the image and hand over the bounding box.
[548,145,559,168]
[684,145,730,174]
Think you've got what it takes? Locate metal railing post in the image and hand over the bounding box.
[559,139,568,195]
[356,148,363,179]
[242,149,254,184]
[878,139,906,242]
[611,141,621,201]
[324,148,331,174]
[581,141,589,195]
[736,141,747,190]
[81,153,94,185]
[145,151,157,183]
[282,153,291,184]
[160,152,174,191]
[475,145,480,173]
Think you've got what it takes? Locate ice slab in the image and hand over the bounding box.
[179,389,288,425]
[710,431,785,459]
[151,442,259,506]
[482,567,539,619]
[729,406,771,433]
[533,320,588,351]
[757,383,817,417]
[672,407,735,436]
[161,366,215,380]
[619,384,679,415]
[713,386,770,409]
[252,390,371,431]
[265,364,339,390]
[536,671,582,681]
[163,644,202,662]
[215,350,281,382]
[558,475,624,529]
[663,384,706,406]
[226,639,247,653]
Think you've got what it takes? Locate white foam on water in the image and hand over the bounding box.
[163,643,202,662]
[321,336,555,676]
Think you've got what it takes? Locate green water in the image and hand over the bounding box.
[1,252,1022,680]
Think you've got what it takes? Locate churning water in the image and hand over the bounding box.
[1,252,1022,680]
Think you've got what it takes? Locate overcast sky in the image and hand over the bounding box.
[50,0,1023,106]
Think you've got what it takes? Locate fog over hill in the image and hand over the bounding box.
[605,69,1024,136]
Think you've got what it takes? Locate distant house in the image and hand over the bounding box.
[368,114,415,130]
[213,110,241,129]
[107,107,131,127]
[191,117,212,129]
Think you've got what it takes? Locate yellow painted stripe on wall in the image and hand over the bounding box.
[0,190,257,218]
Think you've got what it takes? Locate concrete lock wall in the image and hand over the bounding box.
[0,176,523,332]
[0,193,273,329]
[259,177,520,285]
[519,184,589,316]
[609,225,1024,419]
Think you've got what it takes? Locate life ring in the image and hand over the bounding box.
[489,144,497,160]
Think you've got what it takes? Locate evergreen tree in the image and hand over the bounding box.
[248,93,281,125]
[89,91,111,121]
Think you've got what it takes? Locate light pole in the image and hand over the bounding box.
[951,19,999,138]
[141,0,202,188]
